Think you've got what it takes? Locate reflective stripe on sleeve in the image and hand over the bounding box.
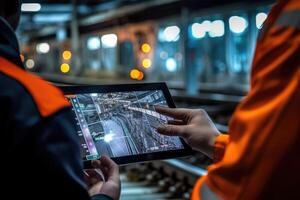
[201,182,221,200]
[213,134,229,163]
[274,10,300,30]
[258,9,300,40]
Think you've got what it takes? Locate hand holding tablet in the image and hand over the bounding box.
[60,83,192,167]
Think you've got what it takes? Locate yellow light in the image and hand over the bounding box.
[141,43,151,53]
[130,69,140,80]
[142,59,152,69]
[62,50,72,60]
[137,71,144,80]
[60,63,70,73]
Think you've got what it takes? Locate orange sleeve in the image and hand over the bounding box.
[213,134,229,163]
[192,1,300,200]
[190,134,229,200]
[0,57,70,117]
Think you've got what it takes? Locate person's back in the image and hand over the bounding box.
[0,2,119,200]
[0,17,93,199]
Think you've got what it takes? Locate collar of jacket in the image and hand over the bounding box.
[0,17,23,68]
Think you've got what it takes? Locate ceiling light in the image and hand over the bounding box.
[256,12,268,29]
[101,34,117,48]
[229,16,248,34]
[36,43,50,54]
[21,3,41,12]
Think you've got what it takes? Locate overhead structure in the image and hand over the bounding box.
[19,0,274,40]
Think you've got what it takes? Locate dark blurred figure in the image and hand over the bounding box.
[0,1,120,200]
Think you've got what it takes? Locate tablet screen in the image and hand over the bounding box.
[66,90,185,161]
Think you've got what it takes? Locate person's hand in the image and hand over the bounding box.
[84,156,120,200]
[155,107,220,158]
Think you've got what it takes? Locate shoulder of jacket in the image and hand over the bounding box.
[0,57,70,117]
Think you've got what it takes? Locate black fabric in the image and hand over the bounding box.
[0,17,23,67]
[0,18,113,200]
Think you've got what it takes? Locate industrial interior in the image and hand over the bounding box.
[15,0,280,199]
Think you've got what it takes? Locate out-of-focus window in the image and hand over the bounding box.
[82,33,118,78]
[119,40,135,75]
[152,23,184,87]
[187,7,270,93]
[101,33,118,72]
[83,35,102,73]
[189,16,227,84]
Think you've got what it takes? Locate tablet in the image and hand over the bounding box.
[60,83,192,167]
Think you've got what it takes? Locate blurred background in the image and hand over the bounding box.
[18,0,274,199]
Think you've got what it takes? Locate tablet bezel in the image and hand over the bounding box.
[60,82,192,167]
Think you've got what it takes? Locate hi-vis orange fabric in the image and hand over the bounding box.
[0,56,70,117]
[192,0,300,199]
[213,134,229,163]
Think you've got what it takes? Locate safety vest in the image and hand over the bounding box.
[192,0,300,199]
[0,56,70,117]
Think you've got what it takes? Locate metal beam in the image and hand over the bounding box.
[71,0,81,75]
[79,0,180,26]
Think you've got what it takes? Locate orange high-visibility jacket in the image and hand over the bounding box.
[192,0,300,199]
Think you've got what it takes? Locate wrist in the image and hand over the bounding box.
[204,134,219,159]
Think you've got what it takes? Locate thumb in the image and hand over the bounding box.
[91,160,101,168]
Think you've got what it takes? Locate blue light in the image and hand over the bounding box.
[33,14,70,23]
[166,58,177,72]
[256,12,268,29]
[209,20,225,37]
[192,20,224,39]
[229,16,248,34]
[57,28,67,41]
[87,37,101,50]
[101,34,117,48]
[191,22,206,39]
[159,26,180,42]
[21,3,41,12]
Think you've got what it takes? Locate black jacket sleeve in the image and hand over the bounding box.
[33,108,90,199]
[0,74,114,200]
[33,108,113,200]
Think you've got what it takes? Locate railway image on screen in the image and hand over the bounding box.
[66,90,184,160]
